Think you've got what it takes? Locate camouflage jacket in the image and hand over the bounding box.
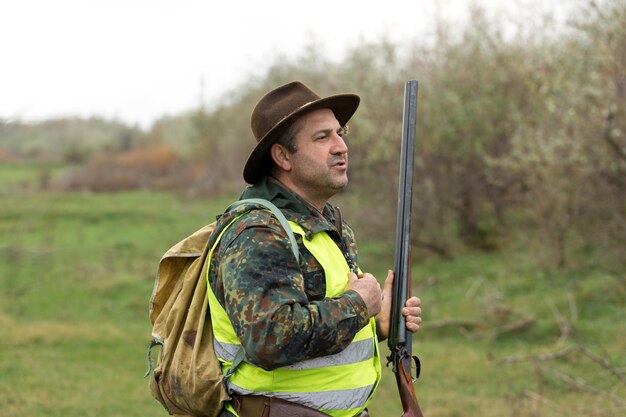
[207,177,370,371]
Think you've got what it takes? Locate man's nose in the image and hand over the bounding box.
[331,134,348,154]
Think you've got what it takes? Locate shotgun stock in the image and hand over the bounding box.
[387,80,424,417]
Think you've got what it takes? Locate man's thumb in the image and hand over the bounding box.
[383,270,394,294]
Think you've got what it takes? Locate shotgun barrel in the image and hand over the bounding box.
[387,80,424,417]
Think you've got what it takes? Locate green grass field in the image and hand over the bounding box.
[1,163,624,416]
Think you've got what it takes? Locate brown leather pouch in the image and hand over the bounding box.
[231,394,370,417]
[231,394,330,417]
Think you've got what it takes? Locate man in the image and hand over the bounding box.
[206,81,422,417]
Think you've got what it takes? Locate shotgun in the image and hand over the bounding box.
[387,80,424,417]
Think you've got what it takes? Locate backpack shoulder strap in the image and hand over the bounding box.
[216,198,298,386]
[226,198,299,263]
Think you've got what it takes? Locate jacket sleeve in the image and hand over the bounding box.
[216,214,370,370]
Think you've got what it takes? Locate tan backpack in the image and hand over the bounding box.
[145,198,298,417]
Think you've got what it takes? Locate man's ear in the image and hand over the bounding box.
[270,143,292,171]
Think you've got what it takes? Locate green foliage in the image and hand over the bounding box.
[4,1,623,269]
[0,117,142,162]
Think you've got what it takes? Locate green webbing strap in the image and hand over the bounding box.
[223,348,245,381]
[221,198,299,383]
[226,198,299,263]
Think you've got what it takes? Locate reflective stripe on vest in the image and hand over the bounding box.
[206,220,381,417]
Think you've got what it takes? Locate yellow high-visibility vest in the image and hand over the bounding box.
[207,220,381,417]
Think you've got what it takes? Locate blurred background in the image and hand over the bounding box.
[1,0,624,416]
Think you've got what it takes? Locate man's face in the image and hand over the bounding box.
[286,108,349,203]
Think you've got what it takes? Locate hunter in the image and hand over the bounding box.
[206,81,422,417]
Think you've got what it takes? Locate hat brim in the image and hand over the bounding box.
[243,93,360,184]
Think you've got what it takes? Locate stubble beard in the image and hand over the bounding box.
[323,157,349,196]
[289,153,349,205]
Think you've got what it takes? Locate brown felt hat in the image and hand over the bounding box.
[243,81,360,184]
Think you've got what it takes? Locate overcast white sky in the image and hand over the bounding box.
[1,0,565,128]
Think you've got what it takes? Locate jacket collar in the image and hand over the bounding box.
[240,176,339,240]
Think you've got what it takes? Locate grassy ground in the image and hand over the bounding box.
[1,163,624,416]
